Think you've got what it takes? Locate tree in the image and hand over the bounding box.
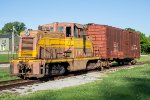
[125,28,136,32]
[147,36,150,53]
[0,30,2,34]
[1,21,26,35]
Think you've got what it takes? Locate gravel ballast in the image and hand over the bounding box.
[1,72,104,95]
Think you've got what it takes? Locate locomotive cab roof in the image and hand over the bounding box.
[37,22,86,38]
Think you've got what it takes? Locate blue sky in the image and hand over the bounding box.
[0,0,150,35]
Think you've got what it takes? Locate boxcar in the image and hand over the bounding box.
[87,23,140,64]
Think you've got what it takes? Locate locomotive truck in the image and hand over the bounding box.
[10,22,140,79]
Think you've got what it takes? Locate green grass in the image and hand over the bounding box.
[0,54,17,62]
[137,55,150,62]
[0,67,19,81]
[1,64,150,100]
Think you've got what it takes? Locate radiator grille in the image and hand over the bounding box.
[21,37,33,56]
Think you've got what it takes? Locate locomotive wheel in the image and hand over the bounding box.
[58,64,66,75]
[51,64,66,75]
[103,61,110,69]
[86,62,96,70]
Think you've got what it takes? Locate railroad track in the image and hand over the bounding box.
[0,61,150,91]
[0,79,40,91]
[100,61,150,73]
[0,62,9,64]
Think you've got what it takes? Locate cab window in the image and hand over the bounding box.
[79,29,84,38]
[66,27,71,37]
[49,27,54,32]
[74,26,78,38]
[58,26,64,32]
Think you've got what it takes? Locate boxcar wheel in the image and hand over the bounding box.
[131,60,137,65]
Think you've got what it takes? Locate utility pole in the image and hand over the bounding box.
[12,26,15,53]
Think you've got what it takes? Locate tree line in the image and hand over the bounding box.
[0,22,149,54]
